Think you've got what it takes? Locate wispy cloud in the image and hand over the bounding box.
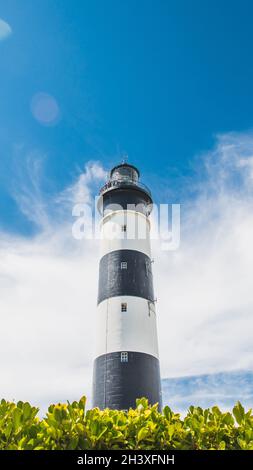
[0,131,253,413]
[0,18,12,41]
[11,151,50,231]
[162,370,253,415]
[155,131,253,379]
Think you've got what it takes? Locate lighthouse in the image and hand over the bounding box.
[92,162,162,410]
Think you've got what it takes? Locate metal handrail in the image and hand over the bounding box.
[99,178,152,197]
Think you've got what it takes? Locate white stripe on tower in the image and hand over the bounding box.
[96,296,159,358]
[100,210,151,258]
[92,163,162,410]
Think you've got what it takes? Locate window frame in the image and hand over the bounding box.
[121,352,128,363]
[121,302,127,312]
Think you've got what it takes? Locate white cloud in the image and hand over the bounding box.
[162,370,253,415]
[0,19,12,41]
[0,132,253,413]
[155,131,253,378]
[0,160,104,414]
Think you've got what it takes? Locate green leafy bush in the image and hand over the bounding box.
[0,397,252,450]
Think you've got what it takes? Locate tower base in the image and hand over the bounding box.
[92,351,162,411]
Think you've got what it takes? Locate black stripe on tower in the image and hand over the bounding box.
[98,187,153,216]
[92,351,162,411]
[97,249,154,305]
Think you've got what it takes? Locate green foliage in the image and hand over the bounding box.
[0,397,252,450]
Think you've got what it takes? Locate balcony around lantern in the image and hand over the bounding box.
[99,163,152,198]
[99,178,152,197]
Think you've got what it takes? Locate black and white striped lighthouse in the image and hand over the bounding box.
[92,162,162,410]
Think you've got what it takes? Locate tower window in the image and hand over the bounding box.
[121,352,128,363]
[121,224,127,232]
[121,261,127,270]
[121,302,127,312]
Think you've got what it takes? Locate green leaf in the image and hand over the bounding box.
[233,402,245,425]
[53,407,62,422]
[5,421,13,439]
[137,427,149,441]
[237,438,246,449]
[78,396,86,412]
[163,405,172,421]
[13,408,22,430]
[218,441,226,450]
[18,436,27,450]
[212,406,221,417]
[23,402,32,421]
[167,424,175,439]
[68,436,79,450]
[223,412,234,426]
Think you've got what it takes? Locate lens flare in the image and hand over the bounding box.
[31,92,60,126]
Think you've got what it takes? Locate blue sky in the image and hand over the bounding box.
[1,0,253,234]
[1,1,253,411]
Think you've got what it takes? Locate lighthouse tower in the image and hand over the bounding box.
[92,163,162,410]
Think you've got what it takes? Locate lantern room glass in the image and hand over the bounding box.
[111,166,139,183]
